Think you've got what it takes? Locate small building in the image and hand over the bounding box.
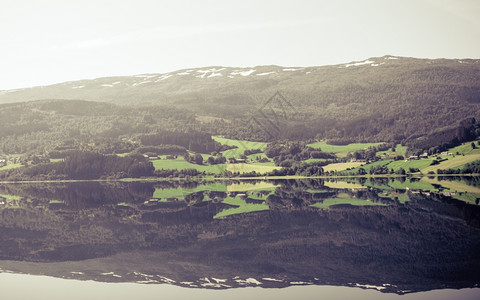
[228,158,246,164]
[350,158,367,163]
[408,155,418,160]
[419,153,428,159]
[440,151,448,156]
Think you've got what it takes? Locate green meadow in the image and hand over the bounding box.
[214,195,269,219]
[0,163,23,171]
[213,136,268,159]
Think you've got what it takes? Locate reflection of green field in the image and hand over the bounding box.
[323,181,365,189]
[227,182,276,192]
[311,198,386,209]
[213,136,267,159]
[152,157,226,174]
[214,196,269,218]
[422,177,480,204]
[0,194,22,201]
[153,182,227,199]
[387,179,436,191]
[307,141,383,153]
[227,163,281,174]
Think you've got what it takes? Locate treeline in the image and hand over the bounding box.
[139,130,219,153]
[135,145,187,156]
[1,151,154,180]
[268,161,330,177]
[437,161,480,175]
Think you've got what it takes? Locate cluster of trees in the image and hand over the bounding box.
[153,168,202,178]
[244,149,262,156]
[139,130,219,153]
[268,161,329,177]
[265,141,335,167]
[406,118,480,155]
[346,143,392,161]
[183,152,226,166]
[1,151,154,180]
[356,166,408,175]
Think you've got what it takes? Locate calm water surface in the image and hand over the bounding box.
[0,177,479,299]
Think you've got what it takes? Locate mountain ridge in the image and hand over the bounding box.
[1,55,478,106]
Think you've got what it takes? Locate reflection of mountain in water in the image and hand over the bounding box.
[0,180,479,294]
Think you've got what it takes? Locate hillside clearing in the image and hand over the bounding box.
[213,136,267,159]
[421,154,480,174]
[307,141,383,153]
[322,162,364,172]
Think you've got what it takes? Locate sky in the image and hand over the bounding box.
[0,0,479,90]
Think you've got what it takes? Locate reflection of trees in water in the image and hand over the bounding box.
[438,176,480,188]
[0,182,155,209]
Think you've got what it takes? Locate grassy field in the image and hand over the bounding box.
[307,141,383,153]
[376,144,408,157]
[152,157,226,174]
[348,158,434,174]
[0,163,23,171]
[388,159,435,172]
[226,163,281,174]
[348,159,393,173]
[213,136,268,159]
[448,142,480,155]
[421,154,480,174]
[214,196,269,218]
[311,198,387,209]
[322,162,364,172]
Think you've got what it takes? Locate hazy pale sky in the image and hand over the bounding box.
[1,0,479,90]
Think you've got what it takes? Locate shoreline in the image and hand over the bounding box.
[0,173,479,184]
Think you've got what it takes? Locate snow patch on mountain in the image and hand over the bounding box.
[344,60,375,68]
[230,69,256,76]
[132,80,152,86]
[155,74,172,81]
[256,71,276,76]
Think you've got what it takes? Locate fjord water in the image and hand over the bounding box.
[0,178,479,299]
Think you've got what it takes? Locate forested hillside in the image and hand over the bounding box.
[0,56,479,158]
